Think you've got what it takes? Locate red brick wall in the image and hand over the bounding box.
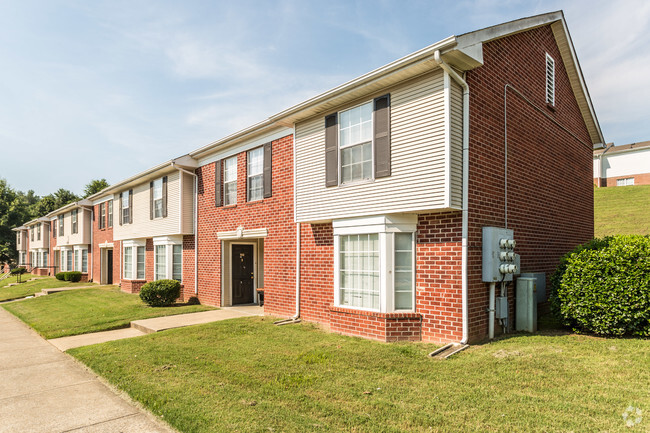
[329,306,422,342]
[181,234,195,300]
[299,223,334,324]
[92,202,120,286]
[464,25,594,342]
[195,134,296,310]
[605,173,650,186]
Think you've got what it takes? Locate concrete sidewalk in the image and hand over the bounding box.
[49,305,264,351]
[0,308,176,433]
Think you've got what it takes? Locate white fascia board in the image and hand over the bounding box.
[332,214,418,235]
[153,235,183,245]
[122,239,147,248]
[92,195,115,206]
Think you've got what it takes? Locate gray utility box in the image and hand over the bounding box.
[516,277,537,332]
[520,272,546,303]
[482,227,520,282]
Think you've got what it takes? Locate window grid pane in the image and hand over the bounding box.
[82,250,88,273]
[155,245,166,280]
[394,233,413,310]
[172,245,182,282]
[137,247,145,279]
[108,201,113,227]
[247,148,263,201]
[224,156,238,205]
[124,247,132,278]
[339,234,379,310]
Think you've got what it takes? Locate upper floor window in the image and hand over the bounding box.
[108,200,113,227]
[99,202,106,229]
[17,233,20,245]
[30,228,34,242]
[224,156,237,205]
[150,177,167,219]
[340,102,373,183]
[325,94,391,187]
[59,217,64,236]
[53,220,57,238]
[247,147,264,201]
[546,53,555,106]
[120,189,133,225]
[72,209,78,234]
[37,224,41,241]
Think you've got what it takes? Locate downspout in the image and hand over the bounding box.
[294,222,301,318]
[172,162,199,295]
[89,207,93,282]
[598,143,614,187]
[435,50,470,345]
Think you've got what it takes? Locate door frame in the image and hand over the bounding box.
[227,241,258,306]
[100,247,114,285]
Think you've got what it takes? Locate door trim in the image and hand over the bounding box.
[228,241,257,306]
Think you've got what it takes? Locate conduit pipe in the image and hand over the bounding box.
[171,162,199,295]
[295,222,301,319]
[435,50,470,345]
[488,282,496,339]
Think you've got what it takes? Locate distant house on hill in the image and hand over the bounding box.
[594,141,650,187]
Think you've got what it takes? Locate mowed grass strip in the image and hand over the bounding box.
[2,286,214,338]
[594,184,650,237]
[0,275,87,301]
[70,317,650,433]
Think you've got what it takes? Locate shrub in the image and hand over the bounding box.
[186,296,201,305]
[64,271,83,282]
[10,267,26,276]
[140,279,181,307]
[55,272,65,281]
[550,235,650,336]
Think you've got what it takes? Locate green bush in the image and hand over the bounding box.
[550,235,650,336]
[64,271,83,282]
[10,267,26,275]
[140,279,181,307]
[186,296,201,305]
[55,272,65,281]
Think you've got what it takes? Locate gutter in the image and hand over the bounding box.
[171,162,199,296]
[434,50,470,345]
[597,143,615,187]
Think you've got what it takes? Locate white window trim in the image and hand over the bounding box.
[333,214,417,313]
[247,147,264,202]
[73,246,89,273]
[153,236,183,281]
[224,155,238,206]
[153,178,164,219]
[123,240,146,280]
[338,100,375,185]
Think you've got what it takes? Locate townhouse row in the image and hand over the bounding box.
[13,12,604,344]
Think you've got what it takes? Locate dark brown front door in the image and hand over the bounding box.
[106,250,113,285]
[232,244,254,305]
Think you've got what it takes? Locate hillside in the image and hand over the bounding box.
[594,184,650,237]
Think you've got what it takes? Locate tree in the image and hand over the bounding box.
[32,195,57,216]
[53,188,79,208]
[83,179,109,198]
[0,179,31,263]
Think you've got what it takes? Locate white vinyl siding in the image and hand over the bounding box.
[295,70,452,222]
[28,224,49,250]
[113,171,193,240]
[449,79,464,209]
[224,156,238,205]
[57,210,91,247]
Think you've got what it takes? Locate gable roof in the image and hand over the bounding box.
[593,140,650,156]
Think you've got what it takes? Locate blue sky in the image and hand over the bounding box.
[1,0,648,196]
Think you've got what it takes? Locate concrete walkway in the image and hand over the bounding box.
[0,308,176,433]
[49,305,264,351]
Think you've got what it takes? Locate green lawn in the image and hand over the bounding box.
[0,275,88,301]
[70,317,650,433]
[595,184,650,237]
[2,286,215,338]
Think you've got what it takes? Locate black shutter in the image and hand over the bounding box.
[119,193,123,225]
[149,181,154,220]
[263,142,272,198]
[162,176,168,217]
[374,94,391,178]
[128,189,133,224]
[325,113,338,187]
[215,160,222,207]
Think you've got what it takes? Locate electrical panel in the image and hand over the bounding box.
[482,227,519,282]
[516,277,537,332]
[495,296,508,320]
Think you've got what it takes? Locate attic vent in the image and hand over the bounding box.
[545,53,555,106]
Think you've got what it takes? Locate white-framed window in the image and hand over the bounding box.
[122,190,130,224]
[617,177,635,186]
[31,228,34,242]
[66,250,73,272]
[123,241,145,280]
[108,200,113,227]
[59,217,64,236]
[43,251,49,268]
[546,53,555,106]
[153,178,163,218]
[224,156,238,205]
[37,224,41,241]
[99,202,106,229]
[340,101,373,183]
[72,210,78,234]
[20,252,26,266]
[82,249,88,273]
[153,236,183,282]
[247,147,263,201]
[334,215,416,313]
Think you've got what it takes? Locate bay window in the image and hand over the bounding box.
[123,241,145,280]
[153,236,183,282]
[334,215,416,313]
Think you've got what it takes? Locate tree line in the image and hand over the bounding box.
[0,178,109,264]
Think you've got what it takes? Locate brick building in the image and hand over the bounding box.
[593,140,650,187]
[12,11,603,344]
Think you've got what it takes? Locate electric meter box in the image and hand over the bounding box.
[482,226,518,283]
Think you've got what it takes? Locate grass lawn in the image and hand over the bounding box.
[594,184,650,237]
[70,317,650,433]
[0,275,87,301]
[2,286,214,338]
